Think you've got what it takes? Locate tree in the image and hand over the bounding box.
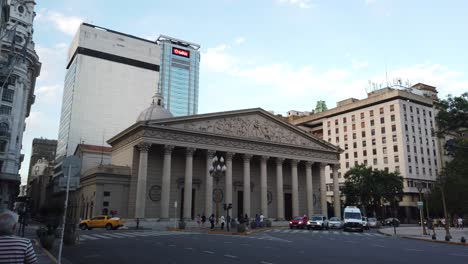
[342,165,403,217]
[432,93,468,217]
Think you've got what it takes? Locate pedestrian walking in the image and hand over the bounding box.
[453,218,458,228]
[201,214,206,227]
[209,214,215,230]
[220,215,225,230]
[441,218,446,227]
[260,213,265,227]
[0,209,37,264]
[255,214,260,228]
[458,217,463,229]
[196,214,201,228]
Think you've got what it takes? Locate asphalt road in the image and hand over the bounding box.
[61,228,468,264]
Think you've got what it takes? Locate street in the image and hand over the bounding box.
[59,228,468,264]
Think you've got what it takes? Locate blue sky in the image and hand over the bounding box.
[21,0,468,184]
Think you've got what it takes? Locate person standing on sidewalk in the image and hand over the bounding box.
[209,214,215,230]
[458,217,463,229]
[220,216,225,230]
[0,209,37,264]
[196,214,201,228]
[201,214,206,228]
[260,213,265,227]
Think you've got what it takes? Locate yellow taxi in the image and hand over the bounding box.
[79,215,123,230]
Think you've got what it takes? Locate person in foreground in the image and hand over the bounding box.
[0,209,37,264]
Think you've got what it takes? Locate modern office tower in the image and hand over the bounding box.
[291,83,441,222]
[0,0,41,209]
[55,23,160,162]
[27,138,57,183]
[156,35,200,116]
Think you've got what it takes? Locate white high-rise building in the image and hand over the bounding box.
[55,23,160,162]
[291,83,442,222]
[0,0,41,208]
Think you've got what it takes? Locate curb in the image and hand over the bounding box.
[33,239,58,264]
[166,226,285,235]
[377,229,468,246]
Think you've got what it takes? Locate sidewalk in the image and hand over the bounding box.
[22,224,56,264]
[379,226,468,245]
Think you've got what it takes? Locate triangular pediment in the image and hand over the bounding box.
[147,108,337,151]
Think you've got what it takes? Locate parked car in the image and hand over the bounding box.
[307,215,329,230]
[343,206,363,232]
[367,218,379,228]
[382,218,400,227]
[329,217,343,229]
[289,216,308,229]
[79,215,124,230]
[362,217,369,230]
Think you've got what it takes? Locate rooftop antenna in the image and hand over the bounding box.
[385,64,389,88]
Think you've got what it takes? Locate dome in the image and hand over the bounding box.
[137,93,173,122]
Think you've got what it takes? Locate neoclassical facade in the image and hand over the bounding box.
[107,107,341,220]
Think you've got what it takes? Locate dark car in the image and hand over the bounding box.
[382,218,400,227]
[289,216,308,229]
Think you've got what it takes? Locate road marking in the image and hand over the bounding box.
[185,248,193,250]
[312,231,319,234]
[92,234,112,239]
[364,233,373,236]
[224,254,237,259]
[273,229,281,232]
[449,253,468,257]
[343,232,350,235]
[114,233,136,237]
[405,249,424,252]
[301,230,308,233]
[292,230,300,233]
[80,235,98,240]
[102,234,125,238]
[333,231,339,235]
[260,261,273,264]
[323,231,329,234]
[372,244,386,248]
[203,251,214,254]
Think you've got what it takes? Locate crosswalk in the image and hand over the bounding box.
[79,230,195,242]
[261,229,386,237]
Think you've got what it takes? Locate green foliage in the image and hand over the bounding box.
[342,165,404,216]
[435,93,468,138]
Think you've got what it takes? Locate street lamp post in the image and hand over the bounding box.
[209,155,227,228]
[440,174,452,240]
[416,182,428,235]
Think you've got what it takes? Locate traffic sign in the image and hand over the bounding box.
[417,201,424,209]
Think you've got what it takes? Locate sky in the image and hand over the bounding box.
[20,0,468,184]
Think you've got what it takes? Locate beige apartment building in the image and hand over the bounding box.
[290,84,441,222]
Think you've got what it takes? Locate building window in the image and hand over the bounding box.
[371,129,375,136]
[360,112,365,119]
[390,104,395,112]
[383,147,388,154]
[361,122,365,128]
[373,158,377,165]
[104,191,111,197]
[0,105,12,115]
[2,89,14,103]
[372,138,376,146]
[344,135,348,141]
[370,110,374,117]
[362,131,366,137]
[417,117,421,124]
[416,108,420,115]
[384,157,388,164]
[343,117,347,123]
[363,159,368,165]
[409,166,412,174]
[335,119,338,125]
[103,201,109,207]
[344,143,348,150]
[336,137,339,143]
[395,166,400,173]
[362,140,367,147]
[353,133,356,140]
[335,128,339,134]
[407,145,410,152]
[373,149,377,155]
[327,121,331,127]
[391,115,395,122]
[380,107,384,114]
[344,126,347,132]
[370,120,375,126]
[354,152,358,158]
[353,142,357,148]
[405,124,408,131]
[404,114,407,121]
[392,124,396,132]
[393,145,398,152]
[394,155,399,162]
[346,162,349,168]
[380,117,385,124]
[393,135,397,142]
[403,104,406,111]
[363,150,367,156]
[0,123,9,137]
[328,130,331,136]
[429,111,432,117]
[354,161,359,166]
[351,115,355,122]
[352,124,356,130]
[382,137,386,144]
[345,153,349,159]
[381,127,386,134]
[410,106,413,113]
[422,157,425,164]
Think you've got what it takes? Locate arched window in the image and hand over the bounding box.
[0,123,8,137]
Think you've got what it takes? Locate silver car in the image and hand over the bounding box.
[307,215,329,230]
[367,217,379,228]
[329,217,343,229]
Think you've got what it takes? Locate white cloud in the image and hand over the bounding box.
[35,85,62,104]
[351,59,369,70]
[36,43,68,85]
[234,37,245,45]
[278,0,314,9]
[36,9,83,36]
[201,44,238,73]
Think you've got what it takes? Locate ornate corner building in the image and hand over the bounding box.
[0,0,41,209]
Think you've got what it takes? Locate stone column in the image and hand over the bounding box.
[260,156,269,218]
[225,152,234,211]
[320,163,328,218]
[183,147,196,220]
[160,145,174,220]
[243,154,253,218]
[276,158,285,220]
[291,160,299,218]
[205,150,216,216]
[135,143,151,218]
[332,164,341,219]
[305,161,314,217]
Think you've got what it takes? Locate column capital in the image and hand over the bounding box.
[305,161,315,167]
[330,163,340,170]
[186,147,196,156]
[275,157,285,165]
[291,159,299,167]
[225,152,235,160]
[206,149,216,158]
[260,155,269,162]
[319,162,327,169]
[243,154,253,161]
[137,142,151,152]
[164,145,174,154]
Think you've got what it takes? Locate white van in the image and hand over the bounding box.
[343,206,364,232]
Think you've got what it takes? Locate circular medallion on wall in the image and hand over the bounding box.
[149,185,162,201]
[213,188,224,203]
[267,191,273,204]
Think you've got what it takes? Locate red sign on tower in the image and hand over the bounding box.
[172,47,190,58]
